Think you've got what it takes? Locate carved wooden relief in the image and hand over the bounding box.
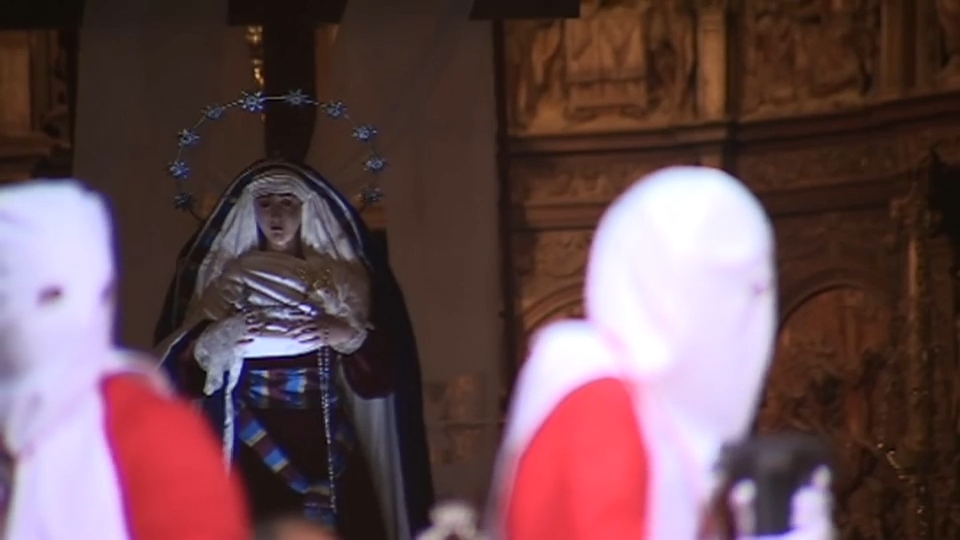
[0,30,72,182]
[0,32,33,136]
[508,156,700,355]
[756,206,912,540]
[494,5,960,534]
[930,0,960,86]
[504,0,697,136]
[757,286,905,540]
[738,141,904,192]
[775,209,898,303]
[740,0,881,118]
[926,238,960,540]
[513,230,591,339]
[0,30,70,143]
[737,125,960,193]
[510,156,697,207]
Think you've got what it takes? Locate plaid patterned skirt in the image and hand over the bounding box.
[235,350,356,526]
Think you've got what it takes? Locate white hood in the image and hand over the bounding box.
[0,180,120,453]
[584,165,777,450]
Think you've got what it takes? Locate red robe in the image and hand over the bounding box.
[505,378,649,540]
[103,373,250,539]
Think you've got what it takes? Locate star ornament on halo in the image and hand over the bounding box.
[283,89,314,107]
[364,156,387,174]
[360,186,384,206]
[202,104,226,120]
[352,125,378,142]
[239,91,267,113]
[177,129,200,147]
[322,101,348,119]
[173,192,195,211]
[167,160,190,180]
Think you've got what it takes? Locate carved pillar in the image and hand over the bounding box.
[879,0,915,96]
[890,174,935,540]
[0,31,33,136]
[696,0,730,120]
[0,30,72,181]
[914,0,939,88]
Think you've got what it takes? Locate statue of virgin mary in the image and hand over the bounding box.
[154,158,433,540]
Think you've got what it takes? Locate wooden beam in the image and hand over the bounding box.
[229,0,346,25]
[4,0,579,29]
[1,0,85,29]
[470,0,578,20]
[261,21,318,161]
[229,0,579,25]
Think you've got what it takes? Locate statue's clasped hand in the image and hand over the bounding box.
[241,306,312,338]
[288,315,355,346]
[236,307,355,347]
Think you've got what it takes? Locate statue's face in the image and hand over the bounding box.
[254,192,303,252]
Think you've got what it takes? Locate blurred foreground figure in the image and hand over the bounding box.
[417,501,483,540]
[0,180,249,539]
[255,516,339,540]
[487,167,834,540]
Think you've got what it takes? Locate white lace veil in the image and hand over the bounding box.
[192,169,362,301]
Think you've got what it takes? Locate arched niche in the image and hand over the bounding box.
[778,268,893,324]
[520,283,584,354]
[757,283,905,540]
[517,283,583,363]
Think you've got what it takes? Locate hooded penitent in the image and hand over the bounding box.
[0,180,129,538]
[488,166,777,540]
[0,180,249,540]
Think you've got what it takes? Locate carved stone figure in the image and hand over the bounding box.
[504,0,696,135]
[741,0,880,116]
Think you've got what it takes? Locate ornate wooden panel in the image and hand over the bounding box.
[513,229,591,336]
[506,153,701,361]
[739,0,882,119]
[758,286,906,540]
[509,153,699,210]
[925,0,960,89]
[775,209,899,308]
[493,3,960,539]
[503,0,697,136]
[0,29,72,182]
[758,205,908,540]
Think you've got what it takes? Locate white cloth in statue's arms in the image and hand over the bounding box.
[194,314,247,395]
[241,335,320,359]
[198,250,372,332]
[193,318,321,394]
